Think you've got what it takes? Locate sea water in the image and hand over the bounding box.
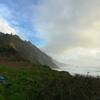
[53,66,100,76]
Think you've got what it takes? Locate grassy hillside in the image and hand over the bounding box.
[0,66,100,100]
[0,32,57,67]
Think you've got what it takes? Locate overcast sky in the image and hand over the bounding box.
[0,0,100,67]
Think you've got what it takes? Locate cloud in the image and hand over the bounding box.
[0,18,16,34]
[0,4,16,34]
[34,0,100,66]
[0,4,12,19]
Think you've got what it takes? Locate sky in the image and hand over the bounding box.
[0,0,100,67]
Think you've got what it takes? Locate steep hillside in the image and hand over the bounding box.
[0,32,56,68]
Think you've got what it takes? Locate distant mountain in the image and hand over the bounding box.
[0,32,57,68]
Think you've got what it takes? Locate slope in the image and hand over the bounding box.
[0,32,56,68]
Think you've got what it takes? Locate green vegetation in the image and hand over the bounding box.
[0,66,99,100]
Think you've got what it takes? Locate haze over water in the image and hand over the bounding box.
[54,65,100,76]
